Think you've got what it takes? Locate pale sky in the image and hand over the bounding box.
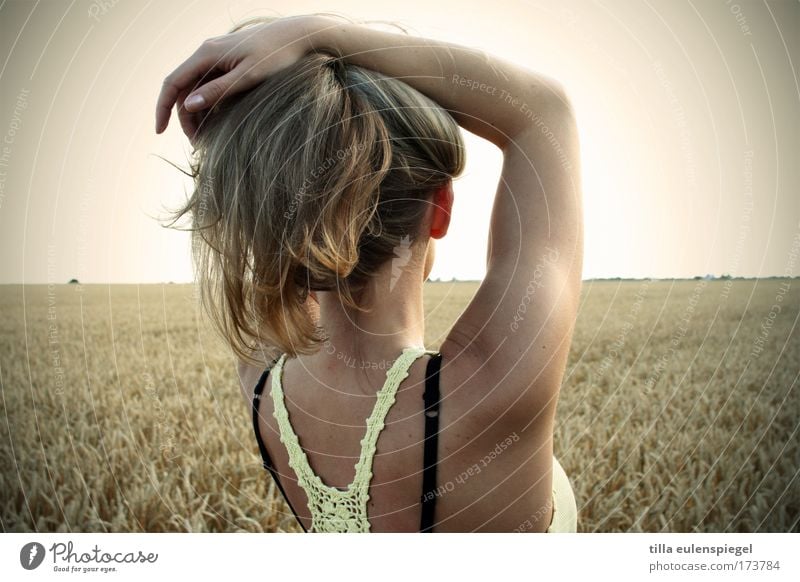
[0,0,798,283]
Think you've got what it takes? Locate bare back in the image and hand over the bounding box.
[241,341,559,532]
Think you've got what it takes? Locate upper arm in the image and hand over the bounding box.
[443,88,583,418]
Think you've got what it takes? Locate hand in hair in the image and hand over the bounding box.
[158,12,583,434]
[155,15,322,140]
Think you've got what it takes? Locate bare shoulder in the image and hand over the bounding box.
[439,91,582,428]
[236,344,283,403]
[237,359,265,404]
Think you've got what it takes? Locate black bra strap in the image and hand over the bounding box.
[252,364,308,532]
[420,352,443,533]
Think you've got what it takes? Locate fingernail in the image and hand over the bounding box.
[185,94,205,109]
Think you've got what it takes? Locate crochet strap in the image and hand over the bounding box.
[269,346,436,531]
[352,347,438,488]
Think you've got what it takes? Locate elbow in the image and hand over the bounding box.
[532,73,573,116]
[549,79,573,116]
[535,78,575,126]
[502,76,575,151]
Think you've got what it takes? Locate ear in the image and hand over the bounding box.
[429,181,453,239]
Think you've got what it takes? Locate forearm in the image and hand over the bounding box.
[304,16,568,149]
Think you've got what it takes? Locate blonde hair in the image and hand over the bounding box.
[166,16,466,364]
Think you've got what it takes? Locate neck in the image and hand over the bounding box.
[311,265,427,369]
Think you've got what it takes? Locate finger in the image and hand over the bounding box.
[155,80,178,134]
[183,65,259,113]
[175,87,199,142]
[180,66,237,141]
[155,45,220,134]
[178,87,214,142]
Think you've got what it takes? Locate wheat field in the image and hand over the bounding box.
[1,279,797,532]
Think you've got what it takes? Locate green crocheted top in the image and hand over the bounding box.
[270,346,437,533]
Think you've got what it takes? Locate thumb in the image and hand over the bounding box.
[184,68,256,112]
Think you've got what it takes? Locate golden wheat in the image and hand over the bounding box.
[1,279,797,532]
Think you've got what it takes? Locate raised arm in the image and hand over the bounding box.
[303,16,568,150]
[156,14,583,418]
[156,15,567,148]
[301,17,583,414]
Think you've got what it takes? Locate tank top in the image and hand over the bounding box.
[251,347,578,532]
[252,347,441,532]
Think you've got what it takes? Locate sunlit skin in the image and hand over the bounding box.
[289,182,454,392]
[158,14,582,532]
